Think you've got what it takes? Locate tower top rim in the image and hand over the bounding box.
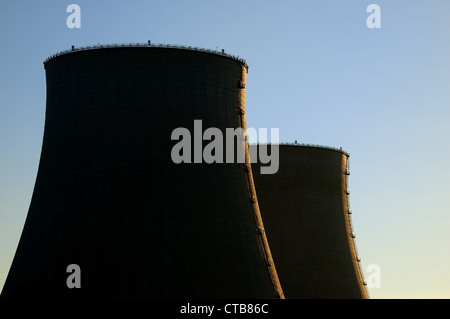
[43,42,249,70]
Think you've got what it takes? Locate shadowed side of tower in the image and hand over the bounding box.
[1,45,282,299]
[251,144,368,299]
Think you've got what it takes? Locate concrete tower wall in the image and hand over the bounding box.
[1,46,282,299]
[251,144,368,299]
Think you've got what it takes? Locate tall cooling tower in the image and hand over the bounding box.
[251,144,368,299]
[1,44,283,299]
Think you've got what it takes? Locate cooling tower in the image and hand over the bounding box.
[251,144,368,299]
[1,44,283,299]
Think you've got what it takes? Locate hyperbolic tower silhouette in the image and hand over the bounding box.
[251,144,369,299]
[1,44,283,299]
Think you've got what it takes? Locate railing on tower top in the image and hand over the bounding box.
[43,42,249,69]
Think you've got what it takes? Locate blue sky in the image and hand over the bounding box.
[1,1,449,299]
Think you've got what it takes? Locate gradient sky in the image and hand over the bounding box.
[1,1,449,299]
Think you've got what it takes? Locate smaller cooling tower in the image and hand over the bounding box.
[251,144,368,299]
